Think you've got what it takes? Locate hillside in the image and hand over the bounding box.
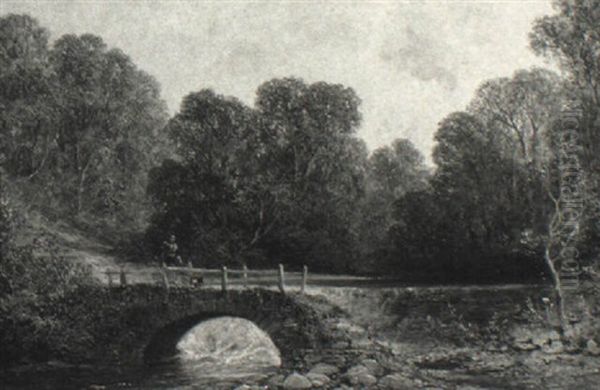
[5,191,156,283]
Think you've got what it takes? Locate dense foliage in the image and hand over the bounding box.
[0,14,169,233]
[3,2,600,283]
[0,180,95,365]
[145,82,368,272]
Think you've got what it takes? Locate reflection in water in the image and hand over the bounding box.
[0,316,283,388]
[175,316,281,381]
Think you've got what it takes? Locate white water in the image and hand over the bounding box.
[175,317,281,380]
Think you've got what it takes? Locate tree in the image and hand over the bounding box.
[255,78,367,271]
[49,34,168,224]
[358,138,429,269]
[2,17,169,231]
[425,112,546,281]
[530,0,600,264]
[468,68,566,240]
[147,90,260,266]
[0,14,55,178]
[146,78,368,272]
[468,68,564,170]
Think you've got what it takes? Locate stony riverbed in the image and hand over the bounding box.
[3,284,600,389]
[230,285,600,389]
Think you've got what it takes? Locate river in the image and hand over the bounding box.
[3,285,599,389]
[1,317,282,389]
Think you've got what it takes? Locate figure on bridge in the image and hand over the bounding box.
[162,234,183,267]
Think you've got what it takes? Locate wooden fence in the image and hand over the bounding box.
[104,264,308,295]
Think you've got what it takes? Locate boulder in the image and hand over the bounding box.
[283,372,312,389]
[344,365,377,386]
[378,373,418,389]
[267,374,286,389]
[585,339,600,356]
[308,362,340,376]
[513,340,538,351]
[306,372,330,387]
[361,358,383,376]
[542,340,564,354]
[322,354,346,367]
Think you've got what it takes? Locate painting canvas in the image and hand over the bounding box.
[1,1,600,389]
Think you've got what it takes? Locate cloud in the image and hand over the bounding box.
[211,41,267,78]
[380,27,457,91]
[1,0,553,161]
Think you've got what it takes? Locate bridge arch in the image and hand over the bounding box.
[142,311,295,364]
[81,286,330,367]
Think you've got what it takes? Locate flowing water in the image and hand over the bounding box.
[5,285,597,389]
[0,317,282,389]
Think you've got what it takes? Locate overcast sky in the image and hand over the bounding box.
[1,1,556,162]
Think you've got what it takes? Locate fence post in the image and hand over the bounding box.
[278,263,285,294]
[243,264,248,288]
[162,269,170,290]
[301,265,308,294]
[221,266,228,295]
[119,267,127,286]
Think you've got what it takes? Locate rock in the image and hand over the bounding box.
[267,374,285,388]
[548,330,562,341]
[233,385,252,390]
[542,340,564,354]
[308,362,340,376]
[345,364,370,377]
[532,330,560,348]
[357,376,378,386]
[378,373,417,389]
[322,354,346,367]
[344,365,377,386]
[306,372,330,387]
[332,341,350,348]
[361,358,383,376]
[585,340,600,356]
[283,372,312,389]
[514,340,538,351]
[351,338,374,348]
[469,355,514,373]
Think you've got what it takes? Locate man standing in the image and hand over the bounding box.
[162,234,179,266]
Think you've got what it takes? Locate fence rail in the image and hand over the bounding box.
[104,264,308,295]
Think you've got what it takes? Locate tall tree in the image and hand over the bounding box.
[147,89,260,265]
[0,14,55,178]
[428,112,545,280]
[530,0,600,263]
[255,78,366,271]
[468,68,564,170]
[468,68,564,236]
[358,138,429,269]
[147,78,368,271]
[49,34,168,223]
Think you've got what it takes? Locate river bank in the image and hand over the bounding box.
[2,283,600,389]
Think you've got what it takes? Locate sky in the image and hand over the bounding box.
[1,0,556,162]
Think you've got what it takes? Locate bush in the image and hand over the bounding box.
[0,191,96,366]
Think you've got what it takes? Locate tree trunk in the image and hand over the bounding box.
[76,153,93,215]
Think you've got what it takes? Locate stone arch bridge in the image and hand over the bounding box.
[68,285,381,368]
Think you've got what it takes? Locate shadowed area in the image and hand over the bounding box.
[144,315,281,368]
[144,313,226,363]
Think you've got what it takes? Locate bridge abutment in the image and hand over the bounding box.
[58,285,369,369]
